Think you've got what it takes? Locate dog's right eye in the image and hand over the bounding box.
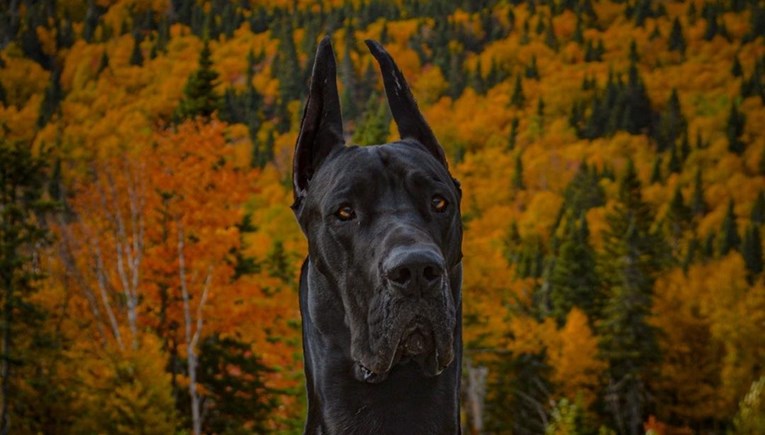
[335,205,356,221]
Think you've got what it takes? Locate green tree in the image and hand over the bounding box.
[668,17,686,53]
[742,224,763,279]
[37,69,63,128]
[751,190,765,225]
[0,140,53,434]
[352,93,390,146]
[726,103,746,155]
[719,200,741,256]
[598,159,665,435]
[550,214,601,324]
[198,334,276,434]
[511,74,525,108]
[130,32,144,66]
[175,40,220,121]
[512,153,525,190]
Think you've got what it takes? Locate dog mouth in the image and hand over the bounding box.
[353,317,454,384]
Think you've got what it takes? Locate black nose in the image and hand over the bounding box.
[384,248,445,298]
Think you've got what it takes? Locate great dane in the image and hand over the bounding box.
[291,36,463,434]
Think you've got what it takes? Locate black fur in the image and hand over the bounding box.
[292,36,463,435]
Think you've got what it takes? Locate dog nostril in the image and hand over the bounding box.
[423,266,440,282]
[390,267,412,285]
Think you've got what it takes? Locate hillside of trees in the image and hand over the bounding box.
[1,0,764,433]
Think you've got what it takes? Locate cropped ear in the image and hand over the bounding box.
[293,36,345,206]
[365,39,447,169]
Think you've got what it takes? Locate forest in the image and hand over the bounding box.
[0,0,764,433]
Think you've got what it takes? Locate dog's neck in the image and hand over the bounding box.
[299,258,462,435]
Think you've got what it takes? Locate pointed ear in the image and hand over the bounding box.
[364,39,447,169]
[293,36,344,205]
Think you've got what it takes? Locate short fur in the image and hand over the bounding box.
[292,36,463,435]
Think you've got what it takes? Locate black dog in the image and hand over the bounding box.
[291,36,463,434]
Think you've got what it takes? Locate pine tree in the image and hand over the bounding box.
[668,144,681,174]
[668,17,686,54]
[726,103,746,155]
[175,40,220,121]
[719,200,741,256]
[508,117,519,151]
[198,334,276,434]
[511,74,525,108]
[563,161,605,216]
[650,156,663,184]
[598,159,665,435]
[742,224,763,279]
[37,69,63,128]
[130,32,144,66]
[655,88,687,152]
[751,191,765,225]
[550,214,600,324]
[732,54,743,77]
[0,139,54,434]
[691,169,707,217]
[512,153,525,190]
[352,93,390,146]
[524,55,540,80]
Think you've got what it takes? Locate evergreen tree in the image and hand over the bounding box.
[175,40,220,121]
[508,117,519,151]
[751,190,765,225]
[352,93,390,146]
[719,199,741,256]
[563,161,605,216]
[690,169,707,217]
[742,224,763,279]
[667,144,681,174]
[512,153,525,190]
[650,156,663,184]
[524,55,540,80]
[37,69,63,128]
[550,214,600,324]
[726,103,746,155]
[0,139,54,434]
[668,17,686,54]
[511,74,525,108]
[655,88,687,152]
[732,54,743,77]
[130,32,144,66]
[598,159,665,435]
[198,334,276,434]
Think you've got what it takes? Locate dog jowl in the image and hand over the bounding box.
[292,36,463,434]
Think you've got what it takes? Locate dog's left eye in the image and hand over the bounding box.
[335,205,356,221]
[431,195,448,213]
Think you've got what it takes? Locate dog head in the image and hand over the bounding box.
[292,37,462,383]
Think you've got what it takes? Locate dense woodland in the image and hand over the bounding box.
[0,0,764,433]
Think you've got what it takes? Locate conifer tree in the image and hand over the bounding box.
[690,169,707,217]
[512,153,525,190]
[742,224,763,279]
[726,103,746,155]
[550,214,600,324]
[175,40,220,121]
[598,159,665,435]
[507,117,519,151]
[130,32,144,66]
[37,69,63,128]
[511,74,525,108]
[0,139,53,434]
[650,156,662,184]
[352,93,390,146]
[732,55,743,77]
[751,191,765,225]
[668,17,686,54]
[719,200,741,256]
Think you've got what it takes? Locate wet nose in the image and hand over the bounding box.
[384,248,445,298]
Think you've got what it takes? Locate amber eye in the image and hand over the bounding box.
[431,195,448,213]
[335,205,356,221]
